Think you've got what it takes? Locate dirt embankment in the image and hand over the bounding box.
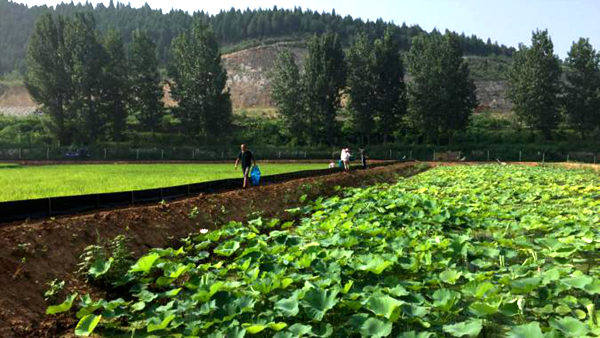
[0,162,425,338]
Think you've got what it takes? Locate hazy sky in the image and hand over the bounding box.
[15,0,600,58]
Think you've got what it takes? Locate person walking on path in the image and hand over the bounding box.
[341,148,351,171]
[360,149,367,169]
[234,144,256,188]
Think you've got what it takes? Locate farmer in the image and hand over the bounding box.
[360,148,368,169]
[341,148,351,171]
[234,144,256,188]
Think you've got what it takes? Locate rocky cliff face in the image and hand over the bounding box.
[222,43,512,112]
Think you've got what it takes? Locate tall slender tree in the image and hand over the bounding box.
[346,33,376,145]
[102,28,129,141]
[25,13,72,144]
[271,49,306,143]
[302,33,345,146]
[64,12,108,144]
[564,38,600,138]
[169,19,232,142]
[373,28,406,143]
[407,31,476,144]
[507,30,562,139]
[129,29,164,134]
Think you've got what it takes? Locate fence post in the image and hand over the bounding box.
[389,149,392,159]
[136,149,139,160]
[19,147,22,159]
[433,150,436,161]
[594,155,596,164]
[410,150,413,160]
[46,148,49,160]
[279,151,281,159]
[519,151,522,162]
[161,149,164,160]
[542,153,545,163]
[487,150,490,162]
[304,151,307,158]
[221,151,224,159]
[566,153,569,162]
[104,148,107,160]
[192,149,195,159]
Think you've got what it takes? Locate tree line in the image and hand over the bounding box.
[25,13,231,145]
[0,0,515,76]
[272,29,600,146]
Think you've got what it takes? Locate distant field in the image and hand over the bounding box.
[0,163,326,202]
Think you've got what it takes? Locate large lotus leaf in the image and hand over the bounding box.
[302,287,339,321]
[549,317,589,337]
[358,317,392,338]
[439,269,462,284]
[510,277,541,294]
[275,296,300,317]
[147,313,176,332]
[443,319,483,337]
[432,289,460,312]
[89,257,113,278]
[288,324,312,336]
[47,293,78,315]
[562,275,593,290]
[130,253,160,274]
[74,314,102,337]
[366,295,403,320]
[506,322,544,338]
[214,240,241,257]
[244,324,267,334]
[356,255,394,275]
[397,332,434,338]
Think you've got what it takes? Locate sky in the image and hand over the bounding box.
[15,0,600,58]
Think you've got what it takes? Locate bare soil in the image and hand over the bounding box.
[0,162,425,338]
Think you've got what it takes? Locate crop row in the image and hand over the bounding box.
[49,165,600,337]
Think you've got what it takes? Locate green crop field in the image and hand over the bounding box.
[51,164,600,337]
[0,163,327,202]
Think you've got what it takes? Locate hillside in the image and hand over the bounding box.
[0,42,513,116]
[0,0,515,76]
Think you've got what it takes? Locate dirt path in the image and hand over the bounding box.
[0,162,425,338]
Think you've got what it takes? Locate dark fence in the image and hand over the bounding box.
[0,162,398,224]
[0,146,598,163]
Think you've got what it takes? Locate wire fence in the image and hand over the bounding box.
[0,146,598,163]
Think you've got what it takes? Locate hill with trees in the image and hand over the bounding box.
[0,0,515,76]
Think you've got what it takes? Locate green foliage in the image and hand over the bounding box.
[101,28,128,141]
[302,33,346,146]
[407,31,477,144]
[270,49,306,142]
[64,165,600,337]
[129,29,164,133]
[169,19,232,142]
[508,30,562,139]
[564,38,600,138]
[77,235,133,287]
[43,279,65,303]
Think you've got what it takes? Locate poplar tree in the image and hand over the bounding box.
[129,29,164,134]
[564,38,600,138]
[302,33,345,146]
[346,33,376,144]
[271,49,306,143]
[25,13,72,144]
[407,31,476,144]
[169,19,232,141]
[63,12,107,144]
[102,28,128,141]
[373,28,406,143]
[507,30,562,139]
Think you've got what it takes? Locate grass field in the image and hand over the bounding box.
[0,163,327,202]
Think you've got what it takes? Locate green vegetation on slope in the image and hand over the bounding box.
[0,163,326,202]
[55,165,599,337]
